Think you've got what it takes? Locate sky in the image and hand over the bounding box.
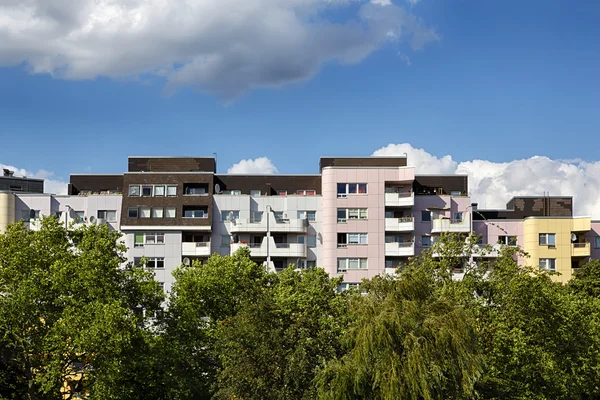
[1,0,599,215]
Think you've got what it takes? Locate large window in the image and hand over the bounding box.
[183,207,208,218]
[250,190,261,196]
[337,208,367,223]
[337,183,368,198]
[421,211,431,222]
[337,258,368,272]
[498,235,518,246]
[539,258,556,272]
[221,210,240,221]
[221,235,231,247]
[539,233,556,246]
[97,210,117,222]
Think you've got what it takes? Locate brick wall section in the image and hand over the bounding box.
[319,157,407,170]
[214,175,322,195]
[121,173,214,227]
[128,157,216,173]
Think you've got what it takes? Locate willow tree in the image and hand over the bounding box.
[316,263,482,400]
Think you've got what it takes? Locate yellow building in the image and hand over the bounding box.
[0,192,15,233]
[523,216,591,283]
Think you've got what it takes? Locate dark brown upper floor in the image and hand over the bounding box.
[0,176,44,193]
[320,157,407,171]
[68,175,124,195]
[214,175,322,195]
[413,175,469,196]
[128,157,216,173]
[473,196,573,220]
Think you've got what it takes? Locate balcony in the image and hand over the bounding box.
[431,215,470,233]
[230,238,306,258]
[384,192,414,207]
[572,242,591,257]
[385,242,415,257]
[229,215,307,233]
[182,242,211,257]
[384,217,414,232]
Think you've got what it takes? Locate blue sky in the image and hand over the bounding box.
[1,0,600,214]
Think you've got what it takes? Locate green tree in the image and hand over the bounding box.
[0,218,164,400]
[215,266,348,400]
[316,263,482,400]
[569,258,600,297]
[162,248,271,399]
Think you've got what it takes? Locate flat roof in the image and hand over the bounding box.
[0,175,43,182]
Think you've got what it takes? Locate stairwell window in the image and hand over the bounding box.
[540,258,556,272]
[498,236,518,246]
[539,233,556,247]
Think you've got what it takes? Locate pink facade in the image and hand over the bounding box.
[586,221,600,259]
[321,166,415,282]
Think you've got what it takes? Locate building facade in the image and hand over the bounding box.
[1,156,599,289]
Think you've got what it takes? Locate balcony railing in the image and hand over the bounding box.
[384,192,415,207]
[384,241,415,256]
[384,216,415,232]
[182,242,211,256]
[572,242,591,257]
[431,214,470,233]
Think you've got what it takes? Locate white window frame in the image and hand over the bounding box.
[453,212,463,221]
[139,207,151,218]
[221,210,240,221]
[165,207,176,218]
[539,258,556,272]
[141,186,153,197]
[184,209,207,218]
[97,210,117,222]
[539,233,556,247]
[129,185,140,197]
[337,258,368,272]
[145,233,165,245]
[154,185,165,197]
[277,190,287,196]
[146,257,165,269]
[498,235,518,246]
[338,208,367,222]
[337,183,368,198]
[134,232,144,248]
[166,185,177,196]
[347,233,368,245]
[296,190,316,196]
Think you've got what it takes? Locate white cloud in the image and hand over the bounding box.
[227,157,279,174]
[0,163,68,194]
[372,143,600,218]
[0,0,438,98]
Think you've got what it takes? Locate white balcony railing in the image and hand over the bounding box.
[182,242,211,256]
[229,215,307,233]
[384,242,415,257]
[384,216,414,232]
[384,192,414,207]
[230,238,306,258]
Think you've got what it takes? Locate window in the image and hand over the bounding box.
[222,210,240,221]
[250,190,261,196]
[307,261,316,268]
[231,190,241,195]
[540,258,556,272]
[277,190,287,196]
[338,208,367,222]
[539,233,556,246]
[453,212,463,221]
[421,211,431,222]
[146,257,165,269]
[167,185,177,196]
[595,237,600,249]
[128,207,139,218]
[134,233,144,248]
[337,258,368,272]
[142,186,153,197]
[185,186,207,195]
[165,207,176,218]
[297,235,305,244]
[297,211,316,222]
[145,233,165,244]
[154,185,165,196]
[133,257,143,267]
[296,190,316,196]
[97,210,117,222]
[184,209,207,218]
[129,185,140,196]
[152,208,163,218]
[307,235,317,248]
[273,211,284,221]
[21,209,40,222]
[337,183,368,197]
[222,235,231,247]
[421,236,432,247]
[498,236,518,246]
[450,191,462,196]
[251,212,263,222]
[139,207,151,218]
[347,233,368,245]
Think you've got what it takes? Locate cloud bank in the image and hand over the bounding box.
[373,143,600,218]
[227,157,279,174]
[0,0,438,98]
[0,164,68,195]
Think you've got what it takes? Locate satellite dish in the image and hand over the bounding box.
[215,183,221,194]
[183,257,191,266]
[89,216,97,224]
[571,233,577,242]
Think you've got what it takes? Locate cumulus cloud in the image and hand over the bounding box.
[0,0,438,98]
[0,163,68,194]
[373,143,600,218]
[227,157,279,174]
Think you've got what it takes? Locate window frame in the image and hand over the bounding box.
[421,211,431,222]
[166,185,177,196]
[154,185,165,197]
[152,208,164,218]
[595,237,600,249]
[129,185,140,196]
[139,207,151,219]
[337,183,368,198]
[539,258,556,272]
[539,233,556,247]
[141,186,153,197]
[165,207,176,218]
[307,235,317,248]
[221,210,240,221]
[128,207,139,218]
[421,236,432,247]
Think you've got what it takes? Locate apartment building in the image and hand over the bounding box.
[1,155,599,288]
